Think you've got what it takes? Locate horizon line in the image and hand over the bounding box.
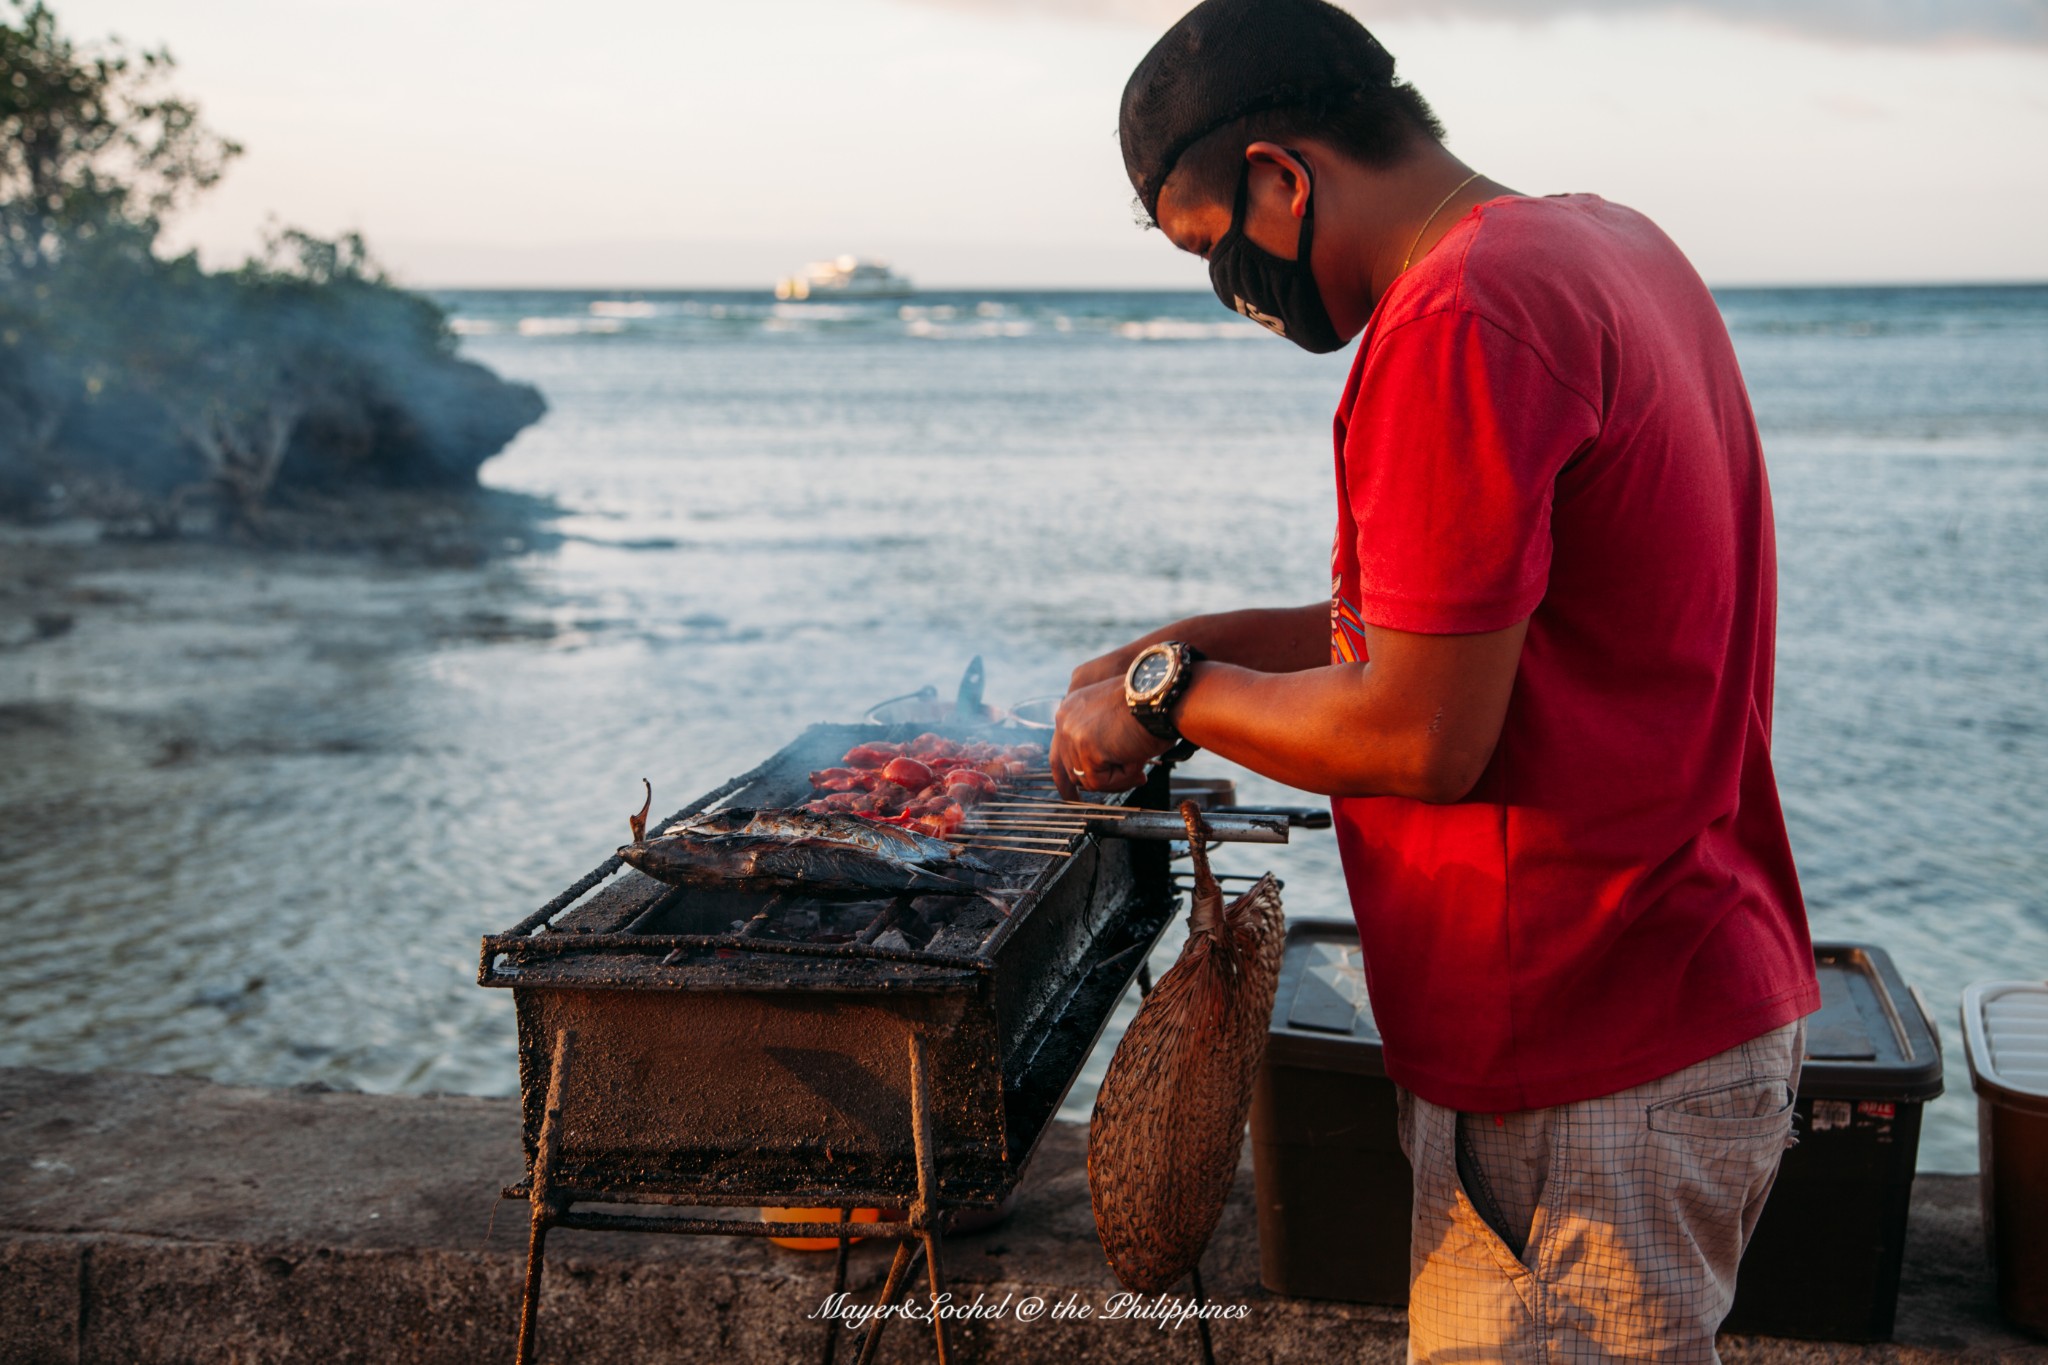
[413,278,2048,293]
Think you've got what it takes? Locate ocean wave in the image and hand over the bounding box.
[516,316,626,337]
[770,302,865,322]
[588,300,658,319]
[675,301,755,320]
[902,318,1035,340]
[448,318,498,336]
[1116,318,1264,342]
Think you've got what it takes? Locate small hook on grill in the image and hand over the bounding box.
[629,778,652,843]
[1181,801,1223,936]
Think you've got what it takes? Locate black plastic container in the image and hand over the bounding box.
[1249,919,1409,1305]
[1962,979,2048,1337]
[1723,943,1944,1341]
[1250,926,1943,1342]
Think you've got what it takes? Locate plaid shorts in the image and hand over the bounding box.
[1397,1021,1805,1363]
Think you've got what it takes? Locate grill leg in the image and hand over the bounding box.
[852,1239,921,1365]
[516,1029,576,1365]
[921,1231,951,1365]
[906,1031,955,1364]
[853,1029,956,1364]
[820,1208,852,1365]
[516,1217,551,1365]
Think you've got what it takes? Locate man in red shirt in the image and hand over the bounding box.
[1055,0,1821,1356]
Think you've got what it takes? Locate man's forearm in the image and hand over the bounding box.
[1173,662,1429,798]
[1072,603,1329,689]
[1173,618,1530,801]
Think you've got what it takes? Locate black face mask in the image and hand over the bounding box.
[1206,152,1346,354]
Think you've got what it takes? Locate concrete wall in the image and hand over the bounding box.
[0,1069,2036,1363]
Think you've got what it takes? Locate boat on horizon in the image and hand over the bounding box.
[774,255,913,301]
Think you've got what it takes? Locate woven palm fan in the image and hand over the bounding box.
[1088,800,1286,1293]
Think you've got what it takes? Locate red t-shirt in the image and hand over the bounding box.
[1330,194,1820,1113]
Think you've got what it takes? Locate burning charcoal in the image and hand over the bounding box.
[924,924,992,957]
[921,901,1005,957]
[917,897,999,932]
[826,901,891,935]
[895,905,936,947]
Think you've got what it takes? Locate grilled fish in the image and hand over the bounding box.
[617,808,998,896]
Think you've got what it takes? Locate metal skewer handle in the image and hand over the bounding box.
[1104,810,1290,844]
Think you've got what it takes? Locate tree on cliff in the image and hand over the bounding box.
[0,0,239,279]
[0,1,544,531]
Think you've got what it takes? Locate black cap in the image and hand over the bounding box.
[1119,0,1398,220]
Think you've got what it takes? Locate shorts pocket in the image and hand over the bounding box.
[1645,1077,1795,1142]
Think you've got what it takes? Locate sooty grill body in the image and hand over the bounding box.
[478,723,1178,1209]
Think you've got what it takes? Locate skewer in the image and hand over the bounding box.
[961,822,1089,833]
[970,807,1097,817]
[982,799,1132,815]
[949,833,1073,846]
[983,794,1124,805]
[965,813,1088,822]
[966,809,1097,820]
[952,843,1072,858]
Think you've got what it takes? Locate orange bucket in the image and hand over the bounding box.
[762,1206,883,1251]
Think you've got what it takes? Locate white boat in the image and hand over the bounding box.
[774,255,913,301]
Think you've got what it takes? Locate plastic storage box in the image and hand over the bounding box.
[1962,979,2048,1336]
[1249,920,1409,1304]
[1722,943,1944,1341]
[1251,926,1943,1343]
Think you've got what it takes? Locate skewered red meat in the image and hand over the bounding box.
[803,737,1046,837]
[944,769,999,798]
[881,756,935,790]
[808,767,874,792]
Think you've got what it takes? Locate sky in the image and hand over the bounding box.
[50,0,2048,288]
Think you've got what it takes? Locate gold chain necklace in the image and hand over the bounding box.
[1401,171,1484,274]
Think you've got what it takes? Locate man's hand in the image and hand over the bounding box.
[1051,678,1170,800]
[1068,646,1141,695]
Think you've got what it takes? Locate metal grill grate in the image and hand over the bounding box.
[480,723,1132,982]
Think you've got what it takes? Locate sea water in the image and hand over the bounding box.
[2,284,2043,1173]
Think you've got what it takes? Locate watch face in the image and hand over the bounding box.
[1130,649,1175,701]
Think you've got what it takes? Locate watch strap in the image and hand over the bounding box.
[1129,642,1205,748]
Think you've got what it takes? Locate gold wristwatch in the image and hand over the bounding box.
[1124,641,1204,753]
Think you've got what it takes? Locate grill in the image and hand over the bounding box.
[479,722,1289,1363]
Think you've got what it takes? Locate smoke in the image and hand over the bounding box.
[913,0,2048,48]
